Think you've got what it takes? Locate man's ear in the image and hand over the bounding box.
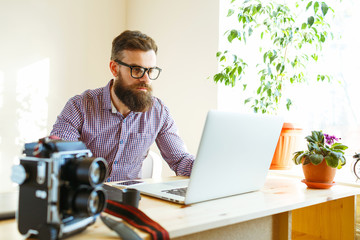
[109,61,118,77]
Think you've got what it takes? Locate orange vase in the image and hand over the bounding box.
[302,159,337,184]
[270,122,303,170]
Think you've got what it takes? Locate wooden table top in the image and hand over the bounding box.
[1,174,360,240]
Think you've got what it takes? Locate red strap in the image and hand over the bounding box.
[104,200,169,240]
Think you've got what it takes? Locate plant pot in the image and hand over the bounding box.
[302,159,337,188]
[270,122,302,170]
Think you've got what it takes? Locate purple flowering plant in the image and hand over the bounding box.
[324,134,340,145]
[293,130,348,169]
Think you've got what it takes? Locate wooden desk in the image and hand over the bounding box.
[1,175,359,240]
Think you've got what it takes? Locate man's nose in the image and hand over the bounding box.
[139,71,151,83]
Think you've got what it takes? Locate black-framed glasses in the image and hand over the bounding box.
[115,60,162,80]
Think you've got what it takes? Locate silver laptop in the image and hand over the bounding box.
[113,110,283,205]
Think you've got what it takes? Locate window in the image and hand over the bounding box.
[218,0,360,168]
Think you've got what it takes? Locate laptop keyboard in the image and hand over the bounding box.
[162,187,188,197]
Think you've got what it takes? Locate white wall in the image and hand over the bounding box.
[0,0,127,191]
[0,0,219,191]
[126,0,219,175]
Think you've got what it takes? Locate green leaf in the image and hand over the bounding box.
[312,130,323,143]
[227,9,235,17]
[305,136,315,145]
[320,34,325,42]
[276,63,281,72]
[303,156,311,165]
[314,2,319,14]
[280,65,285,74]
[248,27,253,36]
[308,142,318,151]
[307,16,314,27]
[321,2,329,16]
[340,156,346,166]
[263,52,268,63]
[293,151,304,164]
[267,88,272,97]
[257,86,262,94]
[311,131,319,142]
[286,98,292,111]
[237,66,243,75]
[213,73,224,83]
[301,23,307,30]
[325,155,338,168]
[244,97,252,104]
[331,143,348,151]
[309,154,323,165]
[233,54,238,63]
[228,30,240,43]
[330,151,343,159]
[311,54,318,61]
[306,1,313,10]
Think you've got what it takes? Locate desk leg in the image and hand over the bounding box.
[292,196,355,240]
[273,211,291,240]
[356,194,360,239]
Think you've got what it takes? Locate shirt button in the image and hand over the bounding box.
[114,161,118,164]
[120,140,124,144]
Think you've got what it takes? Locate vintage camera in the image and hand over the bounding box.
[11,138,108,240]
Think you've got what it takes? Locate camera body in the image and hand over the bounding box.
[11,138,108,240]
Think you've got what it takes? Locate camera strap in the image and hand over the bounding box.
[104,199,170,240]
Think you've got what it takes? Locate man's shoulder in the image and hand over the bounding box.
[82,85,106,99]
[144,97,172,121]
[150,96,169,112]
[69,84,109,106]
[151,96,164,107]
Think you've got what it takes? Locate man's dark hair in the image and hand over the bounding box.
[111,30,158,60]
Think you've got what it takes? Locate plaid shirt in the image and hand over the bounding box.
[50,80,194,181]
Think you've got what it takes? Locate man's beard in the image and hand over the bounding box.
[113,76,153,112]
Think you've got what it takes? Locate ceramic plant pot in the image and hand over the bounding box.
[270,123,303,170]
[301,159,337,189]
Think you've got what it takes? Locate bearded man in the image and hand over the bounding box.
[50,30,194,182]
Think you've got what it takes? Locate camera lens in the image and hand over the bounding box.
[76,157,108,187]
[88,191,99,214]
[89,162,101,185]
[74,188,106,215]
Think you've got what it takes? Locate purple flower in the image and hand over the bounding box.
[324,133,340,146]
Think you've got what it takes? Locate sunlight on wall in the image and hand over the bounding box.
[0,71,3,178]
[0,71,5,191]
[0,58,50,192]
[0,59,50,192]
[0,71,3,109]
[15,58,49,146]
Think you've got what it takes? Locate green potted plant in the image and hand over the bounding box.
[212,0,339,170]
[292,130,348,188]
[213,0,336,114]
